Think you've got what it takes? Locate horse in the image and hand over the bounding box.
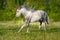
[15,5,49,33]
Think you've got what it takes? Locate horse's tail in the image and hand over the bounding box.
[46,14,49,24]
[44,12,49,24]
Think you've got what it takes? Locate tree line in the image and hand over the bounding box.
[0,0,60,21]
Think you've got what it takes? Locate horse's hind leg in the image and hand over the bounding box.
[39,21,42,30]
[44,21,47,31]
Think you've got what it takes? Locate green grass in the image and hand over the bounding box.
[0,21,60,40]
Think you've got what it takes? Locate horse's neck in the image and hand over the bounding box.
[22,10,28,17]
[22,10,32,18]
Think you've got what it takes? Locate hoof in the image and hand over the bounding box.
[18,30,21,33]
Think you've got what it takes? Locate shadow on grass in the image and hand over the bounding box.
[30,27,60,33]
[47,28,60,33]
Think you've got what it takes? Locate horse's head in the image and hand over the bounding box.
[15,9,21,18]
[15,6,27,18]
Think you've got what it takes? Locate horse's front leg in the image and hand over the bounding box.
[27,23,30,33]
[18,24,26,33]
[39,20,42,30]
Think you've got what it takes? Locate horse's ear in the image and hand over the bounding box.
[13,5,18,10]
[18,6,23,10]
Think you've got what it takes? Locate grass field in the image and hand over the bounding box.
[0,21,60,40]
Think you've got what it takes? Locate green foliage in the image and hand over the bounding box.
[0,0,6,9]
[0,0,60,21]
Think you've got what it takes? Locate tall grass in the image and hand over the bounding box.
[0,21,60,40]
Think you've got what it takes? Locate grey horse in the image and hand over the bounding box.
[15,5,49,33]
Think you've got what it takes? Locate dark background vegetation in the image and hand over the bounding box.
[0,0,60,21]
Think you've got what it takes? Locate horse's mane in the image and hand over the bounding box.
[18,5,35,12]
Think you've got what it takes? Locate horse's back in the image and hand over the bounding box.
[31,10,48,23]
[30,10,44,22]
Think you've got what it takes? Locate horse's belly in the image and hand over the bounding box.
[31,15,40,22]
